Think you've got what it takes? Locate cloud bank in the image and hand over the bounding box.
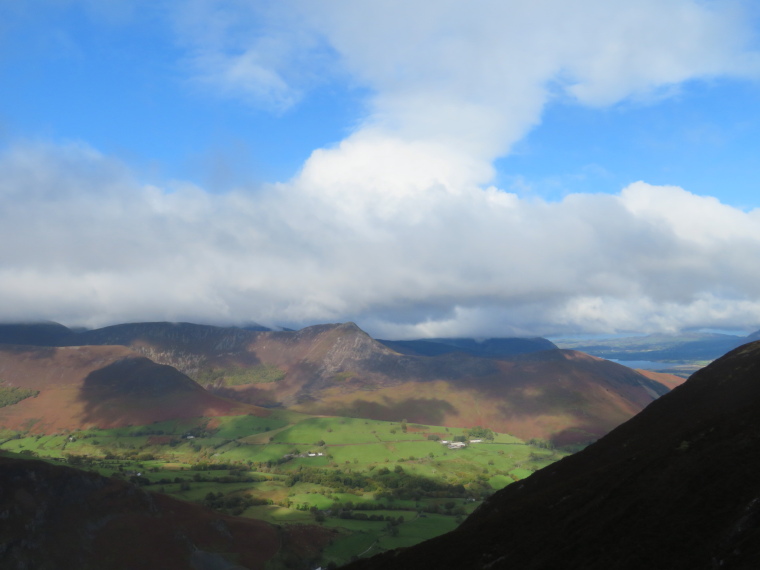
[4,140,760,337]
[2,0,760,337]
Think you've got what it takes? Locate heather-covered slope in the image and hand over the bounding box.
[0,321,678,444]
[377,336,558,357]
[0,345,267,433]
[288,346,675,446]
[204,323,673,445]
[344,341,760,570]
[0,455,333,570]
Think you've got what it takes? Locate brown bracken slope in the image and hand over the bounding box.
[0,344,267,433]
[343,341,760,570]
[0,455,334,570]
[219,323,678,445]
[0,321,679,445]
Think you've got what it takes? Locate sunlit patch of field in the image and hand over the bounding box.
[0,409,570,567]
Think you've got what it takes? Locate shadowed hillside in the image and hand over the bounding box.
[0,321,75,346]
[343,341,760,570]
[0,345,267,433]
[287,347,675,446]
[0,455,333,570]
[196,323,675,445]
[377,336,557,357]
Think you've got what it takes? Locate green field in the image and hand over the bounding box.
[0,411,568,567]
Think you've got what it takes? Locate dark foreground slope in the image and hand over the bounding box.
[0,456,333,570]
[345,341,760,570]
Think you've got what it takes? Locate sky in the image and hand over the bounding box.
[2,0,760,339]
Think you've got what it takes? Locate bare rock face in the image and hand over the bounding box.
[343,341,760,570]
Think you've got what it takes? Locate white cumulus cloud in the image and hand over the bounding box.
[3,1,760,337]
[3,141,760,336]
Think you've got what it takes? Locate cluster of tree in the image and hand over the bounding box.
[190,471,265,484]
[338,511,404,523]
[466,426,495,440]
[102,450,157,461]
[419,501,467,516]
[326,497,467,516]
[65,453,95,466]
[0,385,39,408]
[203,491,271,515]
[192,461,248,471]
[283,465,470,500]
[527,438,555,449]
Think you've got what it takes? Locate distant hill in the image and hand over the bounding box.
[555,331,749,363]
[69,321,270,349]
[344,340,760,570]
[0,455,333,570]
[745,327,760,341]
[0,320,682,445]
[0,344,267,433]
[0,321,75,346]
[377,336,557,357]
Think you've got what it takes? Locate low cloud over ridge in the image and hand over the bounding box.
[2,1,760,336]
[3,140,760,337]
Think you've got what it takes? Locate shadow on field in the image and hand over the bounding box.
[324,397,458,425]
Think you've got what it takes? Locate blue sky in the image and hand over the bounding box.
[0,3,363,187]
[2,0,760,338]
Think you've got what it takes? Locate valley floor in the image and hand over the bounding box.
[0,411,566,567]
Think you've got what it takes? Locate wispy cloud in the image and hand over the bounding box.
[176,0,760,160]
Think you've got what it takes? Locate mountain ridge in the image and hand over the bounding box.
[0,320,682,444]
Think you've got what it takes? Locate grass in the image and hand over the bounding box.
[212,416,282,439]
[0,410,569,567]
[509,467,535,480]
[0,385,39,408]
[488,474,513,489]
[379,514,458,547]
[323,530,380,563]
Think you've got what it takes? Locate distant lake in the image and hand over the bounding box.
[609,359,674,370]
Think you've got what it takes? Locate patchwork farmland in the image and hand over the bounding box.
[0,411,566,567]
